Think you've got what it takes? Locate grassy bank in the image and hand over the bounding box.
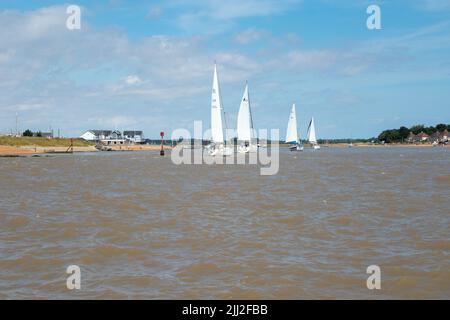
[0,136,94,147]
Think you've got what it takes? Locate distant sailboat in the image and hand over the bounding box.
[307,117,320,150]
[207,63,232,156]
[285,103,303,151]
[348,132,354,147]
[237,82,257,153]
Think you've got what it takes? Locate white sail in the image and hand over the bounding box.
[237,82,253,142]
[211,64,224,144]
[285,103,298,144]
[307,117,317,144]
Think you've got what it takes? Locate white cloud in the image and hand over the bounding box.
[234,28,267,44]
[1,4,448,138]
[287,49,338,70]
[4,103,47,111]
[147,5,163,19]
[124,75,142,85]
[175,0,299,20]
[173,0,301,33]
[92,115,138,128]
[419,0,450,11]
[0,50,14,64]
[0,6,269,135]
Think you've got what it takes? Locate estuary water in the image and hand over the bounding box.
[0,147,449,299]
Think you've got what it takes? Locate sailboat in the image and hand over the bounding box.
[237,82,257,153]
[307,117,320,150]
[285,103,303,151]
[206,63,232,156]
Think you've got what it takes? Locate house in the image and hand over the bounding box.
[440,129,449,142]
[430,131,441,142]
[99,130,126,145]
[109,130,123,140]
[123,130,143,143]
[430,129,449,143]
[80,129,145,144]
[80,130,112,141]
[406,132,416,143]
[414,132,429,142]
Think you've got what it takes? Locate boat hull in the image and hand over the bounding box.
[289,145,303,151]
[238,144,258,154]
[206,144,233,156]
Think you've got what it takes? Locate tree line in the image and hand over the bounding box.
[378,124,450,143]
[22,129,42,137]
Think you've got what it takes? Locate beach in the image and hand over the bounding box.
[0,145,44,155]
[1,140,444,156]
[0,136,171,156]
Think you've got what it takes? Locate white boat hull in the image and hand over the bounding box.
[206,144,233,156]
[238,144,258,153]
[289,144,303,151]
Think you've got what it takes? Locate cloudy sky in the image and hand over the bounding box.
[0,0,449,139]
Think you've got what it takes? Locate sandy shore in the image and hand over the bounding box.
[0,145,98,156]
[0,143,174,156]
[0,145,43,156]
[0,144,174,155]
[26,146,99,153]
[2,143,446,155]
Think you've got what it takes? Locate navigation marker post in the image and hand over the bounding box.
[160,131,165,156]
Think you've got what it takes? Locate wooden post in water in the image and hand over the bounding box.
[66,138,74,153]
[160,131,165,156]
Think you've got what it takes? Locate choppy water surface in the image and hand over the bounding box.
[0,147,449,299]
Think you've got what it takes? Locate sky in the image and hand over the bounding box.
[0,0,449,139]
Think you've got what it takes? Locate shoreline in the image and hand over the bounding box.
[0,144,172,156]
[280,142,448,148]
[1,143,447,156]
[323,143,448,148]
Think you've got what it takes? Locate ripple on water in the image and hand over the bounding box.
[0,148,449,299]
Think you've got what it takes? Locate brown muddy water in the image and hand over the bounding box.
[0,147,449,299]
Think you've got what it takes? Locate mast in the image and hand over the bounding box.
[307,117,317,144]
[285,103,298,144]
[211,63,224,144]
[237,82,253,142]
[15,112,18,136]
[247,81,254,138]
[224,111,230,136]
[218,64,228,145]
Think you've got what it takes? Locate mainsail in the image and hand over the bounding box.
[285,103,298,144]
[211,64,224,144]
[237,82,253,142]
[307,117,317,144]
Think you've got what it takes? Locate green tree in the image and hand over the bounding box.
[22,129,33,137]
[378,129,401,143]
[423,126,436,135]
[410,125,425,135]
[36,131,42,137]
[436,124,447,132]
[398,126,410,140]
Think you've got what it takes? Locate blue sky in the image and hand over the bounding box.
[0,0,449,139]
